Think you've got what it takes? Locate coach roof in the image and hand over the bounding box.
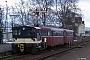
[51,28,65,31]
[65,29,74,32]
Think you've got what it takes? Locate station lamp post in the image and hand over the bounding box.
[5,0,8,40]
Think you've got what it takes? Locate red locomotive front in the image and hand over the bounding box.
[41,27,64,46]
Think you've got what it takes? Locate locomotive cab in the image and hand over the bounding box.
[12,26,42,53]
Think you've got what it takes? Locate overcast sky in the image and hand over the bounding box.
[77,0,90,27]
[0,0,90,27]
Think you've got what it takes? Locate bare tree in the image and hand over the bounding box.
[55,0,82,29]
[9,0,82,28]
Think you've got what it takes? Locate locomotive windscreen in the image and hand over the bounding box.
[12,26,38,38]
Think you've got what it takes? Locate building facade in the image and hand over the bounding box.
[75,17,85,36]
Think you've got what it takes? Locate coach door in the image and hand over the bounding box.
[63,31,67,43]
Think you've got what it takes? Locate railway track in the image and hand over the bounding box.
[0,45,72,60]
[0,39,89,60]
[0,47,85,60]
[16,42,89,60]
[0,53,32,60]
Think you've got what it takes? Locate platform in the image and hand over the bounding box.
[0,44,11,53]
[55,45,90,60]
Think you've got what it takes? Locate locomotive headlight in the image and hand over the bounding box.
[33,38,37,41]
[33,38,35,41]
[34,38,37,41]
[35,38,37,41]
[44,38,47,42]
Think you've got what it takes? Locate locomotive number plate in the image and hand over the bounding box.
[18,44,24,52]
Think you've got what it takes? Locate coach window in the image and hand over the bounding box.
[54,32,57,36]
[67,32,73,36]
[70,32,73,36]
[72,32,73,35]
[53,31,58,36]
[67,32,68,36]
[55,31,57,36]
[67,32,69,36]
[41,30,47,36]
[61,31,63,36]
[58,32,59,36]
[53,31,55,36]
[59,31,63,36]
[48,31,51,36]
[57,32,59,36]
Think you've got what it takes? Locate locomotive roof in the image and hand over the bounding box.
[12,26,73,32]
[12,26,41,29]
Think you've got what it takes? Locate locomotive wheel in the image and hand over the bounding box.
[30,44,36,54]
[12,44,18,53]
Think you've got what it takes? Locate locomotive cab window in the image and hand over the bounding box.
[28,28,36,35]
[37,29,41,33]
[13,29,21,35]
